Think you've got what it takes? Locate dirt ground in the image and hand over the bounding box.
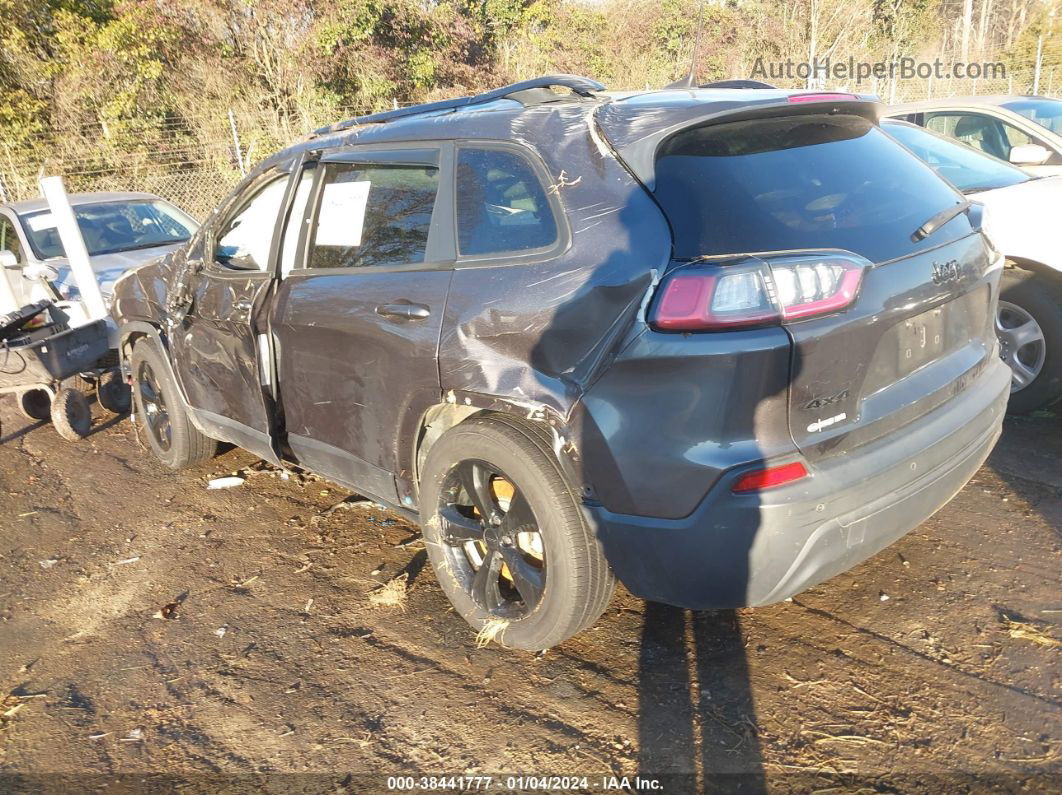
[0,396,1058,794]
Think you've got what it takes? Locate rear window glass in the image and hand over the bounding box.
[655,114,972,263]
[456,148,557,256]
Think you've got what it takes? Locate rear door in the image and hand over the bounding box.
[270,145,453,504]
[649,111,998,463]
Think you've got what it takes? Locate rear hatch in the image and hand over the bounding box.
[602,100,998,463]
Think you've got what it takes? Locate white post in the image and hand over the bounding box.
[228,109,246,176]
[39,176,108,322]
[1033,34,1043,95]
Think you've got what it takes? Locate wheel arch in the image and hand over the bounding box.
[118,321,194,415]
[409,393,588,507]
[1005,256,1062,283]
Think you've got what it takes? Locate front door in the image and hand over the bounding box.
[170,163,297,462]
[270,146,453,504]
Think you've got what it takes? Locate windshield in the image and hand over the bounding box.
[20,199,196,259]
[654,114,972,263]
[1003,98,1062,135]
[883,120,1029,192]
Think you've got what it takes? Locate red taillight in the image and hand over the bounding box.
[732,461,809,493]
[654,271,777,330]
[650,252,868,331]
[788,92,859,103]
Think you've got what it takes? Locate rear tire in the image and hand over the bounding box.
[130,339,217,468]
[51,387,91,441]
[998,267,1062,414]
[17,389,52,421]
[419,414,614,651]
[97,369,131,415]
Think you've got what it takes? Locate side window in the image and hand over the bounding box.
[999,121,1033,149]
[280,165,317,276]
[0,216,22,261]
[214,175,288,271]
[456,148,558,257]
[306,162,438,269]
[929,113,1009,160]
[924,114,951,136]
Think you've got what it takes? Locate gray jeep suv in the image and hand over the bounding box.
[111,76,1010,650]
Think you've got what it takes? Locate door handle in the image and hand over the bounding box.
[233,298,253,312]
[376,302,431,320]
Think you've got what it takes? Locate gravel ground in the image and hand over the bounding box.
[0,397,1058,793]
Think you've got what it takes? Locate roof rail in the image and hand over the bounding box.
[313,74,605,136]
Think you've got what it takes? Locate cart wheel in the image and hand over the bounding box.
[17,389,52,421]
[66,374,95,394]
[51,388,92,441]
[97,369,130,415]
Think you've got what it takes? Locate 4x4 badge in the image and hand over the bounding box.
[804,389,849,411]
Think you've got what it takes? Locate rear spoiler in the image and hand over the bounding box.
[595,94,882,191]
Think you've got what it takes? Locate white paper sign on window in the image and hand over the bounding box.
[316,180,371,248]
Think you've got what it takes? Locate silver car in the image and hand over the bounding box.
[886,95,1062,176]
[0,191,198,311]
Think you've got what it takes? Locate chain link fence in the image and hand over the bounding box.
[0,164,241,221]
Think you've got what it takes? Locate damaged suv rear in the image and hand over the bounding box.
[111,77,1010,650]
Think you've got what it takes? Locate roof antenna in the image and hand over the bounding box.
[664,2,705,89]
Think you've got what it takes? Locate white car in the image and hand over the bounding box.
[884,119,1062,413]
[0,191,198,314]
[887,96,1062,177]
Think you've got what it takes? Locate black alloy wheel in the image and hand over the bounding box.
[137,359,172,451]
[435,459,547,619]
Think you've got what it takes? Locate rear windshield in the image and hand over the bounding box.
[655,114,973,263]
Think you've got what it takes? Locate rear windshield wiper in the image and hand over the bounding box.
[910,200,972,242]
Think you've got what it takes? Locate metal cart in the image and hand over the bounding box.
[0,303,111,441]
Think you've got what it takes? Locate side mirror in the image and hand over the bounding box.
[1009,143,1052,166]
[22,262,59,282]
[0,249,18,270]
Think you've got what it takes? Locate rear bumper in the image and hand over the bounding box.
[584,358,1010,609]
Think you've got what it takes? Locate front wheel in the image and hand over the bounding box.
[130,340,217,468]
[419,415,614,651]
[997,267,1062,414]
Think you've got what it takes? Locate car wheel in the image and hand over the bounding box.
[17,389,52,421]
[51,387,91,441]
[997,267,1062,414]
[96,369,131,415]
[130,339,217,468]
[419,414,614,651]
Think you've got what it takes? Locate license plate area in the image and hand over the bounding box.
[898,307,946,373]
